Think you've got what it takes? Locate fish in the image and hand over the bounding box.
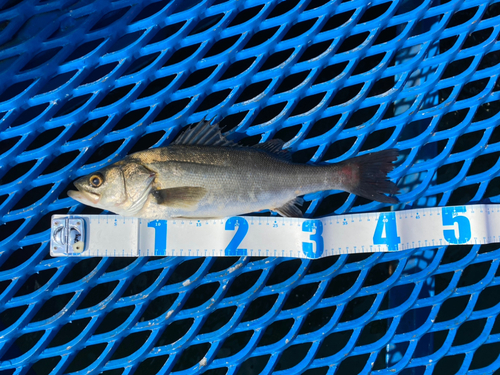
[67,120,399,219]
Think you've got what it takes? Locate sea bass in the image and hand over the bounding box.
[68,120,399,219]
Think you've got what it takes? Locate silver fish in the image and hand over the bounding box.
[68,120,399,219]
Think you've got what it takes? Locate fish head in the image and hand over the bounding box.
[68,163,156,215]
[68,166,127,210]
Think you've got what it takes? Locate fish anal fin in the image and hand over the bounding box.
[274,197,304,217]
[153,187,207,209]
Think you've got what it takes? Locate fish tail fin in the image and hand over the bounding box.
[337,149,399,204]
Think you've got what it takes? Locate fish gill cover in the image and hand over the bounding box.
[0,0,499,373]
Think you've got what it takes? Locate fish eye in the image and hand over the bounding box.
[89,173,104,188]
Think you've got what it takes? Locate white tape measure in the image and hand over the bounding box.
[50,204,497,258]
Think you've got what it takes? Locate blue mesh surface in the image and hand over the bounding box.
[1,0,500,373]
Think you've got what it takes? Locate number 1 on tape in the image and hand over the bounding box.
[50,204,498,258]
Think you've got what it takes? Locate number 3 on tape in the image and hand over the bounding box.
[302,220,324,258]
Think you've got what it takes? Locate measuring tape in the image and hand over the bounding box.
[50,204,498,258]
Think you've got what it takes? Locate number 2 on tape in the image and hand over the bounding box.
[225,217,248,256]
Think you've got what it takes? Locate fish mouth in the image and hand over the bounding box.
[68,189,100,205]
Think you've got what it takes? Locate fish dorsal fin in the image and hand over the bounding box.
[173,119,238,147]
[253,139,292,162]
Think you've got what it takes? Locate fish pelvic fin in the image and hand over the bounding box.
[338,149,399,204]
[275,197,304,217]
[153,186,207,209]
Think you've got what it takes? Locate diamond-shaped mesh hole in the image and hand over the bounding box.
[30,357,60,375]
[122,52,160,76]
[96,85,134,108]
[199,306,237,334]
[111,331,151,360]
[453,318,486,346]
[11,103,49,127]
[166,258,205,284]
[84,140,123,165]
[258,318,294,347]
[132,0,169,22]
[153,98,191,122]
[1,331,45,361]
[283,282,319,310]
[266,259,301,285]
[244,27,280,49]
[316,330,352,358]
[229,5,263,26]
[11,184,53,211]
[81,63,119,85]
[0,79,33,102]
[21,47,62,72]
[434,354,465,375]
[54,94,92,118]
[275,342,312,370]
[216,331,253,359]
[237,355,270,374]
[14,268,56,297]
[225,270,262,297]
[65,343,107,373]
[337,354,370,375]
[64,39,105,62]
[47,318,91,348]
[90,7,130,32]
[0,245,37,271]
[95,306,135,334]
[107,31,144,54]
[435,296,469,322]
[122,269,163,297]
[241,294,278,322]
[204,35,240,58]
[219,58,255,80]
[135,355,170,375]
[148,22,185,46]
[182,282,219,309]
[339,295,377,322]
[77,281,119,310]
[0,306,28,332]
[31,293,74,322]
[69,117,107,141]
[195,89,232,112]
[299,306,337,334]
[154,318,193,347]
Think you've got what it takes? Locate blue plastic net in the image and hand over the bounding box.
[1,0,500,373]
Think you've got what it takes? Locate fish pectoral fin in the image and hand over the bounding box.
[153,187,207,208]
[274,198,304,217]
